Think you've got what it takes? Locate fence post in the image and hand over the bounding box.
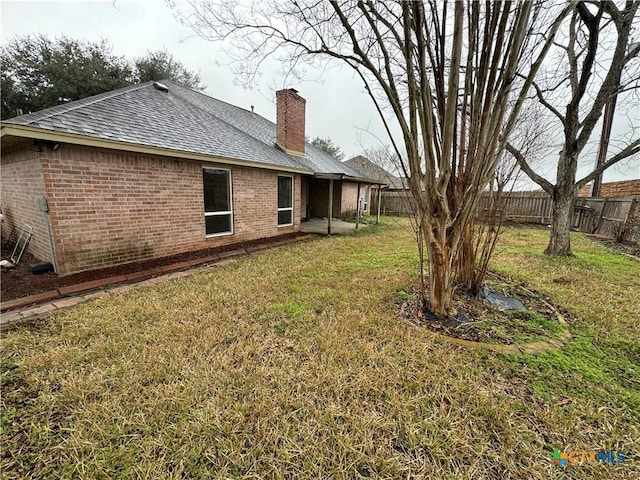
[622,198,638,242]
[569,197,578,230]
[593,198,609,234]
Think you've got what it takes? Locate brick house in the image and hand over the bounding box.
[1,81,380,275]
[344,155,407,211]
[577,179,640,198]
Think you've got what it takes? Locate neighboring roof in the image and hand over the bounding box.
[1,81,380,182]
[344,156,407,189]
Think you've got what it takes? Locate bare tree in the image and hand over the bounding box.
[360,145,406,184]
[175,1,573,317]
[507,1,640,256]
[463,105,553,293]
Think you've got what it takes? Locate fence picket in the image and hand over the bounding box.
[376,190,638,241]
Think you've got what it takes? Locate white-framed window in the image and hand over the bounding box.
[277,175,294,226]
[203,167,233,236]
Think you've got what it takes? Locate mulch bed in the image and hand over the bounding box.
[0,232,307,302]
[398,273,567,345]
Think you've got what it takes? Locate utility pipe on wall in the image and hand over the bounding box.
[327,179,333,235]
[355,183,361,230]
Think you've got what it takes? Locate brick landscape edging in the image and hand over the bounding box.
[1,235,315,321]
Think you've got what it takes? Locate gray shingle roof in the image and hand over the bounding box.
[3,80,375,180]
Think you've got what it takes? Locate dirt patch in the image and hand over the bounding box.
[586,234,640,258]
[397,273,567,345]
[1,232,307,302]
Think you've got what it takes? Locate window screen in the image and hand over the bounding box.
[203,168,232,235]
[277,176,293,226]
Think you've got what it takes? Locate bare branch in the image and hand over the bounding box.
[575,138,640,190]
[506,142,555,194]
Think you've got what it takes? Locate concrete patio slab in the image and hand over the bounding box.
[300,218,367,235]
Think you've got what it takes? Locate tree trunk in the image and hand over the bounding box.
[423,220,457,318]
[545,190,574,256]
[455,223,476,290]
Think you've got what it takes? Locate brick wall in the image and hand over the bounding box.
[344,183,372,216]
[276,89,306,155]
[33,144,300,274]
[231,168,301,239]
[341,182,359,217]
[1,146,54,264]
[577,179,640,198]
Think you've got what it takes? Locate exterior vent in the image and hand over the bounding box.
[153,82,169,92]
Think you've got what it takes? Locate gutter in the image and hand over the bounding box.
[313,172,387,186]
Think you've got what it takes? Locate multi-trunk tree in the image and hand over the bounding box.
[507,1,640,256]
[175,0,572,317]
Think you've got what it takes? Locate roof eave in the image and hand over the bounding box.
[346,175,387,185]
[313,172,386,185]
[1,123,313,175]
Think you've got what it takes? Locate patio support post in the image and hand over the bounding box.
[355,183,361,230]
[376,187,382,224]
[327,179,333,235]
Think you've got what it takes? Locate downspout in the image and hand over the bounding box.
[45,212,58,273]
[38,152,59,273]
[355,183,361,230]
[37,196,58,273]
[327,179,333,235]
[376,186,382,224]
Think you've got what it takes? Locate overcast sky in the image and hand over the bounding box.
[1,0,638,186]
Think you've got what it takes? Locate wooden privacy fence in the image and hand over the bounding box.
[372,191,418,216]
[375,190,639,242]
[572,197,638,240]
[486,194,552,224]
[477,193,640,242]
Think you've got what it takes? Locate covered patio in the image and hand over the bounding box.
[300,218,368,235]
[301,173,385,235]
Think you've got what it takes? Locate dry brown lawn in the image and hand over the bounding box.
[1,220,639,479]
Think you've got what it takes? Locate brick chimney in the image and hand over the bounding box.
[276,88,306,156]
